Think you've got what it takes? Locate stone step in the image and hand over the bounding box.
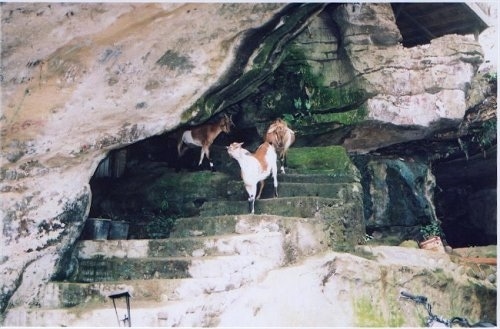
[44,216,329,309]
[37,272,265,310]
[70,216,332,283]
[70,252,282,283]
[71,256,191,282]
[76,215,328,257]
[10,258,284,327]
[226,180,361,200]
[198,196,352,218]
[279,170,360,184]
[75,232,284,259]
[169,213,326,239]
[169,215,241,238]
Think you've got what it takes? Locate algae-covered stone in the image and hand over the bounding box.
[287,146,360,178]
[399,240,419,249]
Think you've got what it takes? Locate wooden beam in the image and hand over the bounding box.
[399,8,436,41]
[465,2,495,29]
[460,257,497,266]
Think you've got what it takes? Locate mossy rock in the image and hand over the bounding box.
[287,146,359,176]
[399,240,419,249]
[148,171,231,204]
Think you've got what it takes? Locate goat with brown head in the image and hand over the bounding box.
[178,114,234,171]
[264,118,295,174]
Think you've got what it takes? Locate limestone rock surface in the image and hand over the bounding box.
[0,2,496,321]
[0,2,287,316]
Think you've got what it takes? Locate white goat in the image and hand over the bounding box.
[227,142,278,214]
[265,118,295,173]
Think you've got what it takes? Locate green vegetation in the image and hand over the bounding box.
[179,4,327,125]
[474,119,496,150]
[286,146,352,172]
[485,71,497,83]
[387,300,405,327]
[273,45,368,126]
[144,198,176,239]
[354,296,385,326]
[177,5,371,131]
[420,221,443,240]
[353,295,399,327]
[145,214,176,239]
[353,290,405,327]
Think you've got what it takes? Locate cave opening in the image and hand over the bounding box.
[433,146,497,248]
[85,114,497,249]
[84,112,263,240]
[391,3,489,48]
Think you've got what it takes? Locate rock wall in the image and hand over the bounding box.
[354,156,439,240]
[335,3,485,152]
[0,2,494,320]
[0,2,289,316]
[232,3,486,153]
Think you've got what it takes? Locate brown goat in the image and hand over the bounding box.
[178,114,233,171]
[264,118,295,173]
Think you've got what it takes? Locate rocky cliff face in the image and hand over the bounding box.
[1,3,291,315]
[0,2,496,322]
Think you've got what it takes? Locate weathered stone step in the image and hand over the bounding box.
[198,196,356,218]
[39,273,263,310]
[169,213,327,240]
[75,232,284,259]
[71,256,191,283]
[169,215,241,238]
[71,253,279,283]
[278,170,360,184]
[19,247,282,326]
[226,180,361,200]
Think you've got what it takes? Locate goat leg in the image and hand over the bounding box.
[248,197,255,214]
[272,159,278,198]
[198,147,207,166]
[256,180,265,199]
[200,145,216,171]
[280,155,287,174]
[177,141,187,157]
[246,184,257,214]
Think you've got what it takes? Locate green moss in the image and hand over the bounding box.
[354,296,386,327]
[399,240,419,248]
[287,146,352,171]
[178,4,326,124]
[387,301,405,327]
[322,105,368,125]
[146,171,230,209]
[354,292,405,327]
[272,45,369,126]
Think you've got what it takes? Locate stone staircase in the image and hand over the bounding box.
[9,147,366,326]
